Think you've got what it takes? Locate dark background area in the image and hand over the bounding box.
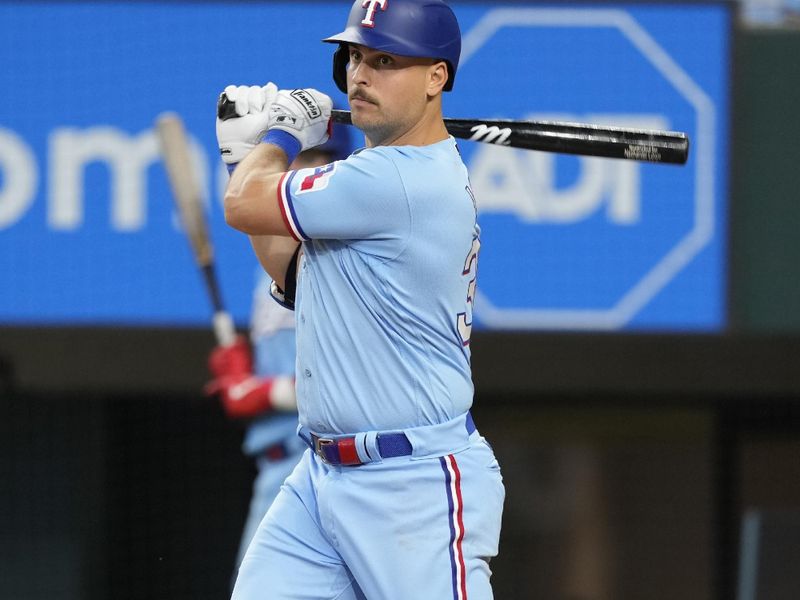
[3,18,800,600]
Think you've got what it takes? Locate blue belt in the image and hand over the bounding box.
[308,412,476,467]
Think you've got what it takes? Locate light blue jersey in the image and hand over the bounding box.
[277,137,480,434]
[236,138,503,600]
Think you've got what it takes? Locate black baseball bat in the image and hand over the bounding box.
[217,96,689,165]
[333,110,688,165]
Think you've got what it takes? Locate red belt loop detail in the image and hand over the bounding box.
[337,437,361,465]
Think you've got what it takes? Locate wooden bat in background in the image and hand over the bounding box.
[155,112,237,347]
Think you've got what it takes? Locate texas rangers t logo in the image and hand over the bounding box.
[361,0,387,27]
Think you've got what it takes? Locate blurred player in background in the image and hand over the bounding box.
[206,120,354,577]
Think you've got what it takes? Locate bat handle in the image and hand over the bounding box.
[218,93,353,127]
[217,94,238,122]
[213,311,237,347]
[330,109,352,125]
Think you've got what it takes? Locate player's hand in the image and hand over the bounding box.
[205,371,296,418]
[208,335,253,379]
[216,82,278,164]
[204,336,296,418]
[204,372,274,419]
[267,88,332,152]
[205,337,265,418]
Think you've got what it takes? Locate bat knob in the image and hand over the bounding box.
[217,94,238,121]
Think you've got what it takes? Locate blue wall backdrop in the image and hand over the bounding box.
[0,1,730,331]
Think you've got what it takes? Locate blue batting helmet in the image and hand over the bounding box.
[322,0,461,94]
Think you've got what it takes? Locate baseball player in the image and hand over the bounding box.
[206,129,354,577]
[215,1,505,598]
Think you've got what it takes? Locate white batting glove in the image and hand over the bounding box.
[216,82,278,165]
[267,88,332,152]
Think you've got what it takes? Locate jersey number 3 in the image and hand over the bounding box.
[457,237,481,347]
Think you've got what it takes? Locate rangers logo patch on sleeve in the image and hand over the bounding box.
[296,163,337,195]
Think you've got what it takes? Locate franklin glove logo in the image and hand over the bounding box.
[290,89,322,120]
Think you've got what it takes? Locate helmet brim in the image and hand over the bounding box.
[322,31,456,92]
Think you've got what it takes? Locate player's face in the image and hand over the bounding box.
[346,44,443,146]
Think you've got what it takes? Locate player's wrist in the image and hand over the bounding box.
[262,130,301,165]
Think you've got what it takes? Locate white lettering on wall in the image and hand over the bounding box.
[0,125,215,232]
[49,127,160,231]
[0,128,38,230]
[469,113,668,225]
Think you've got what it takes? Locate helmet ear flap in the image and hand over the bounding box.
[332,44,349,94]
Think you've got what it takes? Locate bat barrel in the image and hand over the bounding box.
[157,111,237,346]
[440,118,688,164]
[330,109,689,165]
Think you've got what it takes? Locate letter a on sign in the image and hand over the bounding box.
[361,0,387,27]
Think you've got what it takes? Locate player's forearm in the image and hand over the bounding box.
[249,235,300,291]
[224,144,291,236]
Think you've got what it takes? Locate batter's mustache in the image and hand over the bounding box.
[349,90,378,105]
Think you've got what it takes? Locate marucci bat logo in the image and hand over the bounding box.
[469,125,512,146]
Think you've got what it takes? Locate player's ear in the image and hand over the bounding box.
[426,60,448,96]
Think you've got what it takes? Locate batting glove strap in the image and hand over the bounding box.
[262,130,301,166]
[267,88,332,153]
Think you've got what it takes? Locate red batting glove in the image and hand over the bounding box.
[206,336,271,418]
[208,336,253,379]
[205,336,297,418]
[204,372,275,419]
